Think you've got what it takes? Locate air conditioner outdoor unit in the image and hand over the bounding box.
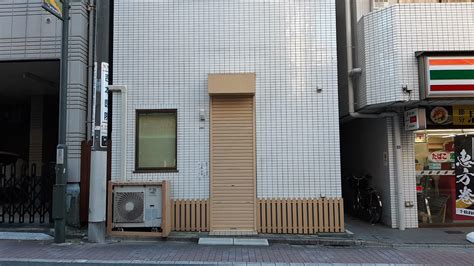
[112,185,162,228]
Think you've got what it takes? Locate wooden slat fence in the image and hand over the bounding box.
[257,198,344,234]
[172,199,209,232]
[171,198,344,233]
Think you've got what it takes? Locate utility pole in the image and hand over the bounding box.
[88,0,110,243]
[52,0,70,244]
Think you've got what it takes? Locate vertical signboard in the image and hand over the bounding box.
[100,62,109,148]
[92,62,109,149]
[454,136,474,217]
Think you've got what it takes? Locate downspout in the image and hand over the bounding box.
[392,114,405,230]
[344,0,405,230]
[86,0,95,140]
[108,85,127,181]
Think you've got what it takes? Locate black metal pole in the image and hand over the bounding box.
[53,0,70,244]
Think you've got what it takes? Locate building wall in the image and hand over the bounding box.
[0,0,90,183]
[112,0,341,199]
[395,4,474,102]
[372,0,474,12]
[386,116,418,228]
[356,3,474,109]
[356,7,399,109]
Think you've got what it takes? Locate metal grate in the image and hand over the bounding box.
[0,164,54,224]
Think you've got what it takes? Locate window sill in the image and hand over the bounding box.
[133,169,179,174]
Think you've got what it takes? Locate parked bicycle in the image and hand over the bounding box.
[347,174,383,224]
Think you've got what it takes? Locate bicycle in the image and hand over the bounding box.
[348,174,383,224]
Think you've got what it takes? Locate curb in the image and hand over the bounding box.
[360,241,474,248]
[105,234,474,248]
[19,229,474,249]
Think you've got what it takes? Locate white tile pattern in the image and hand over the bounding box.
[112,0,341,199]
[357,3,474,109]
[386,116,418,228]
[354,3,474,228]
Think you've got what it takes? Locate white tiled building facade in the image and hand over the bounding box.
[112,0,341,200]
[343,3,474,228]
[356,4,474,109]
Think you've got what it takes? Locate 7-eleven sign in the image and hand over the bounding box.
[423,56,474,98]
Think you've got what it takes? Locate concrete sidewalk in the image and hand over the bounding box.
[1,215,473,248]
[0,219,473,265]
[0,239,474,265]
[158,216,474,248]
[345,216,474,247]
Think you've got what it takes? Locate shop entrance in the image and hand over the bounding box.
[0,60,59,225]
[414,129,474,226]
[210,96,256,232]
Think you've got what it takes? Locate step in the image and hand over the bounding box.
[0,232,53,241]
[198,237,269,246]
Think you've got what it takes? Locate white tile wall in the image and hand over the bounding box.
[357,7,397,109]
[400,119,418,228]
[354,3,474,228]
[386,117,398,227]
[113,0,341,199]
[386,116,418,228]
[111,91,122,181]
[356,3,474,109]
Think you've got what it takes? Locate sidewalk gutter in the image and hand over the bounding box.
[104,231,473,248]
[15,227,472,248]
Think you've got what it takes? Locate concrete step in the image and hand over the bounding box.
[198,237,269,246]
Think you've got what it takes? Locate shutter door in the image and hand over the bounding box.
[210,96,256,232]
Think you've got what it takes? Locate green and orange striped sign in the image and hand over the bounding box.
[426,57,474,97]
[42,0,62,20]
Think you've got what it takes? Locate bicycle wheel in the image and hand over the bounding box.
[368,192,382,224]
[353,194,362,217]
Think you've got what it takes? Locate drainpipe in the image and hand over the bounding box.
[86,0,95,141]
[343,0,405,230]
[392,115,406,230]
[108,85,127,181]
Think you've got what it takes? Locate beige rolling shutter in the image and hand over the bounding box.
[210,96,256,232]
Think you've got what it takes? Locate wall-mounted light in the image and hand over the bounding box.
[402,83,412,94]
[199,109,206,121]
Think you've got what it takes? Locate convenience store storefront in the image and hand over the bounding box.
[409,54,474,226]
[411,106,474,226]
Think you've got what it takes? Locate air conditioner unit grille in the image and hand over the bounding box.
[113,192,144,223]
